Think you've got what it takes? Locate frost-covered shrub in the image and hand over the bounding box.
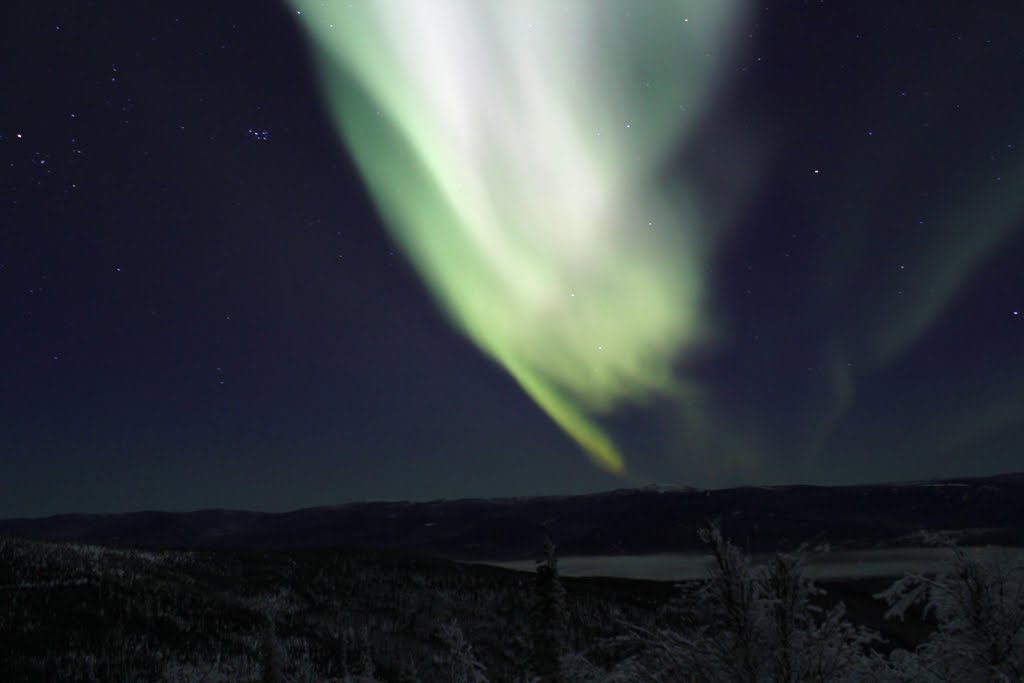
[593,522,880,683]
[876,546,1024,682]
[435,619,489,683]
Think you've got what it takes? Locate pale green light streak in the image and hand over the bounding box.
[291,0,744,472]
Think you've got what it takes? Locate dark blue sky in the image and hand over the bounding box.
[2,1,1021,516]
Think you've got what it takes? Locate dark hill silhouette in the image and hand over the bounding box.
[1,473,1021,560]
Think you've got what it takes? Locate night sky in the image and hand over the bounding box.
[2,1,1022,517]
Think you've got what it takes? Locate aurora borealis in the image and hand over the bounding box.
[291,0,746,472]
[291,0,1024,480]
[0,1,1021,515]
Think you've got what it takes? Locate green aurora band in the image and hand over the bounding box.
[291,0,746,473]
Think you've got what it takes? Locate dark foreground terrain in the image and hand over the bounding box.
[3,476,1021,681]
[1,535,936,682]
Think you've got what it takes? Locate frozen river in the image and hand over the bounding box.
[476,547,1023,581]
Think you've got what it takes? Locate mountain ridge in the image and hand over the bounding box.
[2,472,1021,560]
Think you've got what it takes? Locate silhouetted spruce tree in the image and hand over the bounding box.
[358,626,376,679]
[337,626,349,679]
[529,535,567,682]
[398,654,421,683]
[259,618,285,683]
